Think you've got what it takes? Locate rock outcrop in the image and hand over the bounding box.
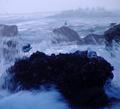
[52,26,106,45]
[104,24,120,48]
[82,34,104,44]
[0,24,18,36]
[53,26,82,43]
[5,50,114,108]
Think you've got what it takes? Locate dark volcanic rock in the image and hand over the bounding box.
[6,50,114,108]
[0,24,18,36]
[83,34,104,44]
[53,26,82,43]
[104,24,120,48]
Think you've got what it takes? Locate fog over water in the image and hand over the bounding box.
[0,0,120,14]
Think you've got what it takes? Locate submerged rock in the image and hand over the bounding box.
[6,50,114,108]
[22,44,32,53]
[0,24,18,36]
[53,26,82,43]
[104,24,120,48]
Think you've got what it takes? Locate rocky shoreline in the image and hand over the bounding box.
[3,50,114,108]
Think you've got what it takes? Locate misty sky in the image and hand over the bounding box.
[0,0,120,13]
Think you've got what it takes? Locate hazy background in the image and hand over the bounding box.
[0,0,120,14]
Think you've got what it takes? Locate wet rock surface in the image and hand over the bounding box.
[53,26,105,45]
[53,26,82,43]
[6,50,114,108]
[82,34,104,45]
[104,24,120,48]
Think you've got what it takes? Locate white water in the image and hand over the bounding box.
[0,14,120,109]
[0,90,69,109]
